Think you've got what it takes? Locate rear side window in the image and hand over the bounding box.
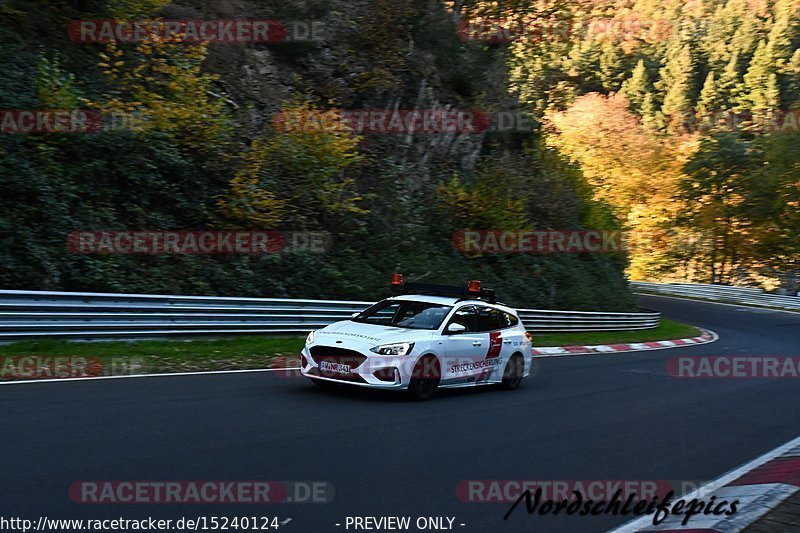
[475,307,519,331]
[476,306,503,332]
[502,311,519,328]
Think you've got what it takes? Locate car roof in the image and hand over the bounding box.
[389,294,517,314]
[389,294,459,305]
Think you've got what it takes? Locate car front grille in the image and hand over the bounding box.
[309,345,368,372]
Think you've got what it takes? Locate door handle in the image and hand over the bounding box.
[472,342,482,347]
[503,340,512,344]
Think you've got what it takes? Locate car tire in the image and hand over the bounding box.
[407,356,440,401]
[500,353,524,390]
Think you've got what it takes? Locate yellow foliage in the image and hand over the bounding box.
[110,0,172,19]
[545,92,700,279]
[220,142,288,227]
[84,31,228,151]
[436,173,528,232]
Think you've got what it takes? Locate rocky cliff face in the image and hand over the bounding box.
[167,0,514,181]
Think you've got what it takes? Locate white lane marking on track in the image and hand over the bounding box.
[609,432,800,532]
[0,367,302,386]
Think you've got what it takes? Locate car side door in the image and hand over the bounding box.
[441,305,489,383]
[472,305,509,382]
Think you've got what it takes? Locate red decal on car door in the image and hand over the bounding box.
[487,331,502,358]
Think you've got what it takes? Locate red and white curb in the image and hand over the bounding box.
[612,434,800,532]
[531,329,717,357]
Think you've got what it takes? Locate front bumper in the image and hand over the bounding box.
[300,344,410,389]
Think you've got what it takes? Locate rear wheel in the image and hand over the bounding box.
[501,353,524,390]
[407,356,440,401]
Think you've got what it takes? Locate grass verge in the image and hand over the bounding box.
[530,318,701,347]
[0,336,305,380]
[0,319,700,380]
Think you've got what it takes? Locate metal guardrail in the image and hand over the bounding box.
[515,308,660,332]
[631,281,800,310]
[0,290,660,341]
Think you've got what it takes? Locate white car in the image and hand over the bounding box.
[300,277,533,400]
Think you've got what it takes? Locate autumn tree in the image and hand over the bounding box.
[678,133,760,284]
[620,59,651,115]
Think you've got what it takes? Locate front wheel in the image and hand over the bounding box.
[407,356,440,401]
[500,354,525,390]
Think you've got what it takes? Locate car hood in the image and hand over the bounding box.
[314,320,435,347]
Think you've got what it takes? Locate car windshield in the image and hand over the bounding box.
[352,300,452,330]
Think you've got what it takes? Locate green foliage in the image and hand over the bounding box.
[219,102,365,229]
[717,51,744,109]
[621,60,651,115]
[697,71,722,115]
[599,40,625,92]
[782,50,800,106]
[742,40,780,111]
[658,44,697,128]
[436,172,528,231]
[35,52,80,109]
[108,0,171,18]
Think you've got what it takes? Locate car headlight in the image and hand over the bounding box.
[306,330,316,345]
[370,342,414,356]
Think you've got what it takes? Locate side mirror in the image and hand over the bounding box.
[446,323,467,335]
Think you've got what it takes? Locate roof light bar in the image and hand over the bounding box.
[389,274,497,303]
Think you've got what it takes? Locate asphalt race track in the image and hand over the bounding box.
[2,295,799,533]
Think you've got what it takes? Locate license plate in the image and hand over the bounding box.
[320,361,351,374]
